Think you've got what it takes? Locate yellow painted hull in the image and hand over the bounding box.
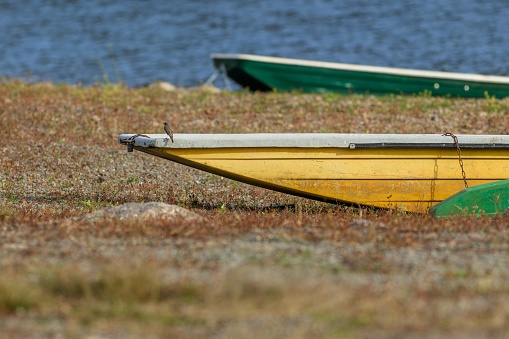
[136,145,509,213]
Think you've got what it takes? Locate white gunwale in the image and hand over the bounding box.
[119,133,509,149]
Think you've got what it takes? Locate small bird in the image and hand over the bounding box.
[163,122,174,143]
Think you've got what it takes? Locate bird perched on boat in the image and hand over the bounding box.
[163,122,174,143]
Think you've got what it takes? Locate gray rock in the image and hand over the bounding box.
[149,81,176,91]
[80,202,203,224]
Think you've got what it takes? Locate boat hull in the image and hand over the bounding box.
[120,133,509,213]
[211,54,509,98]
[429,179,509,217]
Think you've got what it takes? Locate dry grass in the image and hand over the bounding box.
[2,80,509,337]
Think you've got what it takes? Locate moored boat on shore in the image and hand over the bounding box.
[119,133,509,212]
[211,53,509,98]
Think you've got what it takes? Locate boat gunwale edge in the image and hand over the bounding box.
[119,133,509,149]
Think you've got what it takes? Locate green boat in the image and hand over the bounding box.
[429,179,509,217]
[211,53,509,98]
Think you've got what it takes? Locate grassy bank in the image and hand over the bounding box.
[1,80,509,337]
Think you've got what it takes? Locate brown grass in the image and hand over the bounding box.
[1,80,509,337]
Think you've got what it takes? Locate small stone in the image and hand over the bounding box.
[149,81,176,92]
[79,202,204,224]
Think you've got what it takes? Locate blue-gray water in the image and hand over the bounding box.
[1,0,508,88]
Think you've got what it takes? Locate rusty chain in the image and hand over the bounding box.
[442,132,468,189]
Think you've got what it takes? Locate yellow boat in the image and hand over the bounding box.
[118,133,509,213]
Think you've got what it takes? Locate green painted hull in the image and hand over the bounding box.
[211,54,509,98]
[429,179,509,217]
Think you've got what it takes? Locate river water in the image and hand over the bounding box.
[1,0,508,88]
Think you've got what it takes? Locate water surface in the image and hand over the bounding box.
[1,0,508,87]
